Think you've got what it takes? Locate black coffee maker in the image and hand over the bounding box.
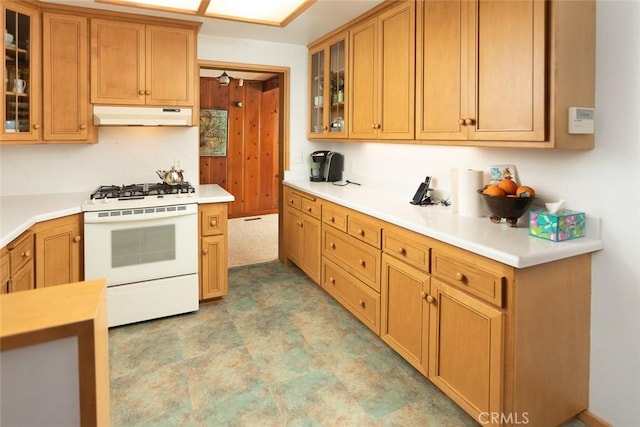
[309,150,343,182]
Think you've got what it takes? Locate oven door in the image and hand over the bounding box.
[84,203,198,287]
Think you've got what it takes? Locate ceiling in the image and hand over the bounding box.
[41,0,384,46]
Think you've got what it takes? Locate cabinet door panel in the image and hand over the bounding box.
[349,18,377,139]
[470,0,545,141]
[417,0,467,140]
[11,263,35,292]
[91,19,145,104]
[428,278,503,420]
[301,214,321,283]
[201,234,227,299]
[35,222,81,288]
[381,254,429,374]
[378,2,414,139]
[43,13,92,141]
[146,25,195,106]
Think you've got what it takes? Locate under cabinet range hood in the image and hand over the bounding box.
[93,106,193,126]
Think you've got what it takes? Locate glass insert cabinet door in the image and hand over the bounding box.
[308,34,347,138]
[3,3,39,140]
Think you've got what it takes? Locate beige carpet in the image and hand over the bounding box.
[227,213,279,267]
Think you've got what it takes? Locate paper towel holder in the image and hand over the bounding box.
[410,176,432,205]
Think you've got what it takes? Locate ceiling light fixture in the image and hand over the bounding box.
[218,71,232,86]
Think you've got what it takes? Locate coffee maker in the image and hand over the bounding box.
[309,150,343,182]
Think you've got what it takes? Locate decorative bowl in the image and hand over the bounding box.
[477,190,535,227]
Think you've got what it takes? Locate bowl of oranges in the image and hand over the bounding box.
[478,178,536,227]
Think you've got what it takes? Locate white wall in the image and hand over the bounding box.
[0,2,638,425]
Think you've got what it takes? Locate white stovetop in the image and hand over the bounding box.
[283,179,604,268]
[0,184,235,248]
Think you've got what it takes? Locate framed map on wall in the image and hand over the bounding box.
[200,109,228,156]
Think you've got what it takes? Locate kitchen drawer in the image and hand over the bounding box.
[431,250,505,307]
[348,213,383,249]
[8,231,34,274]
[382,225,432,272]
[284,186,302,211]
[300,196,321,220]
[200,203,228,236]
[322,227,381,292]
[322,257,380,335]
[322,202,348,232]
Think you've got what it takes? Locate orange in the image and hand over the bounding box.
[482,185,506,196]
[516,185,536,198]
[497,178,518,195]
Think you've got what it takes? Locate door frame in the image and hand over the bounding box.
[197,60,290,263]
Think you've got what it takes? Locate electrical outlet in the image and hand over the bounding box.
[292,152,303,164]
[175,158,183,170]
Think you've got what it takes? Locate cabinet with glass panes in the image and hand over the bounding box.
[308,33,347,139]
[2,2,40,142]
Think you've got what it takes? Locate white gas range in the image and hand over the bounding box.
[82,182,199,327]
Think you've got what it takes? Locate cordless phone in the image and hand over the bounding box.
[410,176,432,205]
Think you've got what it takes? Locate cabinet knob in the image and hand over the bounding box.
[426,294,435,303]
[359,259,365,267]
[329,216,335,222]
[307,207,312,212]
[33,124,41,129]
[210,220,217,227]
[289,198,294,204]
[144,90,151,95]
[73,235,81,243]
[330,242,335,249]
[454,272,465,281]
[459,118,465,125]
[398,247,406,255]
[22,250,31,258]
[202,248,209,255]
[139,90,145,95]
[359,300,365,308]
[299,221,303,228]
[329,277,335,284]
[79,124,87,130]
[357,229,364,236]
[464,118,475,126]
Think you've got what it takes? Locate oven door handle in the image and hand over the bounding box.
[84,206,197,224]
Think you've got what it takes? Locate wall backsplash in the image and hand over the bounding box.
[0,126,199,196]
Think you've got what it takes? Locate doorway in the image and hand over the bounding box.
[198,61,290,265]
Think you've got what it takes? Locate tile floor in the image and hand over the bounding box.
[109,262,585,426]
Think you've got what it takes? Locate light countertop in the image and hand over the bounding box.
[0,184,234,248]
[284,179,604,268]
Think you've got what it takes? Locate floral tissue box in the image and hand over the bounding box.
[529,209,585,241]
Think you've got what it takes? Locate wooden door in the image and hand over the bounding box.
[416,0,468,140]
[468,0,546,141]
[35,217,82,288]
[11,262,34,292]
[378,1,415,140]
[146,25,195,106]
[200,234,227,299]
[348,17,377,139]
[380,254,429,374]
[91,19,145,105]
[428,277,504,422]
[43,13,93,141]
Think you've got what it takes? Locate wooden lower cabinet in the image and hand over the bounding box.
[428,277,504,422]
[283,186,591,426]
[34,214,83,288]
[199,203,229,300]
[0,247,9,294]
[284,187,321,283]
[2,230,35,293]
[380,253,430,375]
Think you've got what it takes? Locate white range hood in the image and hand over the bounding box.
[93,106,193,126]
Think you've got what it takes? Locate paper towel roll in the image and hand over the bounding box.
[457,169,484,217]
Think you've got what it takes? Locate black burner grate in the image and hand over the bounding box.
[90,182,196,200]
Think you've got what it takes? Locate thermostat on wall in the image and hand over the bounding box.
[568,107,595,134]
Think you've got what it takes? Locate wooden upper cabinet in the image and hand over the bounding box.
[349,1,415,140]
[417,0,546,143]
[1,1,41,144]
[43,12,94,142]
[91,19,195,106]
